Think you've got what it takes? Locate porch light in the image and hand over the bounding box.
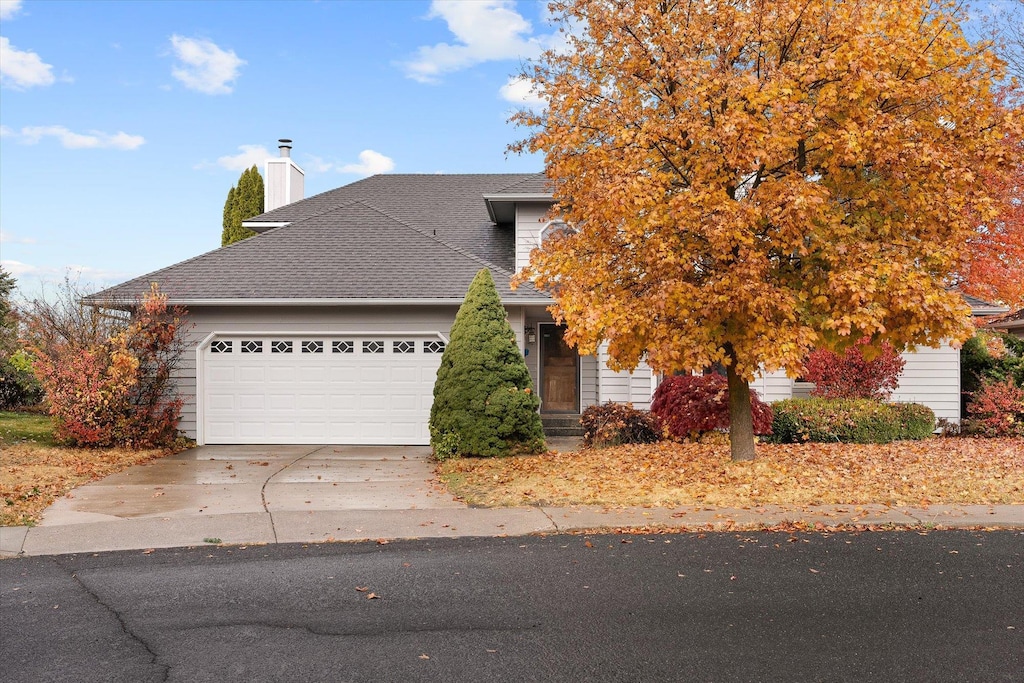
[525,326,536,343]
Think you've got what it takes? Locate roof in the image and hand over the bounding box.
[985,307,1024,331]
[89,174,552,306]
[960,292,1010,317]
[244,173,547,267]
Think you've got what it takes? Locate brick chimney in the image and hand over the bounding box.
[264,139,305,211]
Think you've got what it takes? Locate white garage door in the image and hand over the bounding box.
[201,335,446,445]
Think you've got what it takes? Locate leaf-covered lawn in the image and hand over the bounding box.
[0,412,169,526]
[438,439,1024,508]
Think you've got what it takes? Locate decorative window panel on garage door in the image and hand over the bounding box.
[201,335,446,445]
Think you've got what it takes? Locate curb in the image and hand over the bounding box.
[2,504,1022,557]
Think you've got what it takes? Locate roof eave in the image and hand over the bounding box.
[483,193,554,223]
[84,296,555,308]
[241,220,290,233]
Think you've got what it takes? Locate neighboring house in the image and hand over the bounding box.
[88,143,989,445]
[984,307,1024,339]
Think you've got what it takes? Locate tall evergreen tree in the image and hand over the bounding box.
[429,269,545,458]
[220,165,264,246]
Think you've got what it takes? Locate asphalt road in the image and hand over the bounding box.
[2,531,1021,682]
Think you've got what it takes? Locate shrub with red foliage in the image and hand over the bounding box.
[803,337,906,400]
[651,374,773,439]
[963,378,1024,437]
[30,284,189,448]
[580,402,660,447]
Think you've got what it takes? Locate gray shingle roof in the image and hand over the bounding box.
[247,173,547,267]
[491,174,554,195]
[960,292,1009,315]
[89,174,552,305]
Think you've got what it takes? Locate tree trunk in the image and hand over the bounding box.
[725,362,756,461]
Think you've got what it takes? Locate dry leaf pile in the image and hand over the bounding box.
[0,443,165,526]
[438,438,1024,508]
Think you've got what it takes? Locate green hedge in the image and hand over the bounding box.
[768,398,935,444]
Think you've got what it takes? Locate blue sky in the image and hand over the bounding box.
[0,0,555,297]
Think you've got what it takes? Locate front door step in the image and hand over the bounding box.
[541,414,583,437]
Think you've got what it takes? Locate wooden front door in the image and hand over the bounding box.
[540,324,579,413]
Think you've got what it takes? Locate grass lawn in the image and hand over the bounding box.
[0,411,172,527]
[438,438,1024,508]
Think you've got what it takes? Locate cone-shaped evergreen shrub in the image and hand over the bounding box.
[429,269,545,458]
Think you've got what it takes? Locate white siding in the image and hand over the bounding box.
[514,202,553,273]
[750,368,796,403]
[596,343,655,409]
[890,343,961,423]
[751,343,962,423]
[580,354,599,410]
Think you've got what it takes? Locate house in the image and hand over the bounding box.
[89,142,984,445]
[984,307,1024,339]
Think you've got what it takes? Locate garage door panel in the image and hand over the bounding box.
[238,422,267,438]
[390,395,418,412]
[203,335,442,445]
[297,366,328,383]
[238,394,265,410]
[207,366,236,384]
[267,393,297,410]
[206,421,238,439]
[390,366,419,383]
[328,366,358,383]
[329,394,358,411]
[207,393,235,410]
[237,366,265,383]
[361,393,389,411]
[359,366,388,383]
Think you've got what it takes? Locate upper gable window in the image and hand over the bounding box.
[539,220,575,246]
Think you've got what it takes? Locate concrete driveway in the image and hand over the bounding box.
[15,444,564,555]
[40,445,463,525]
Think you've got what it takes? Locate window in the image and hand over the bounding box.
[332,340,354,354]
[241,340,262,353]
[363,340,384,354]
[393,340,415,354]
[423,340,446,354]
[271,340,293,353]
[210,340,232,353]
[301,340,324,354]
[539,220,575,246]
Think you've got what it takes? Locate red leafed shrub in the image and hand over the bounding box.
[803,337,906,400]
[29,284,188,448]
[650,374,773,439]
[580,402,660,448]
[963,378,1024,437]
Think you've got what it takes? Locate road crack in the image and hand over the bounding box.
[56,558,171,681]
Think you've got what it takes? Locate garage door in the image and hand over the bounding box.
[201,335,446,445]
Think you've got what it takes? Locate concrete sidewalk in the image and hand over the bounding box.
[2,443,1022,557]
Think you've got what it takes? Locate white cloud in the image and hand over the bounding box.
[11,125,145,150]
[499,75,545,109]
[0,0,23,20]
[0,36,55,89]
[0,124,12,137]
[1,261,133,291]
[211,144,271,171]
[304,155,335,173]
[0,260,37,278]
[402,0,554,83]
[0,231,36,245]
[339,150,395,176]
[169,35,245,95]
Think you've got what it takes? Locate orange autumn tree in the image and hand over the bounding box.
[957,117,1024,308]
[512,0,1021,461]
